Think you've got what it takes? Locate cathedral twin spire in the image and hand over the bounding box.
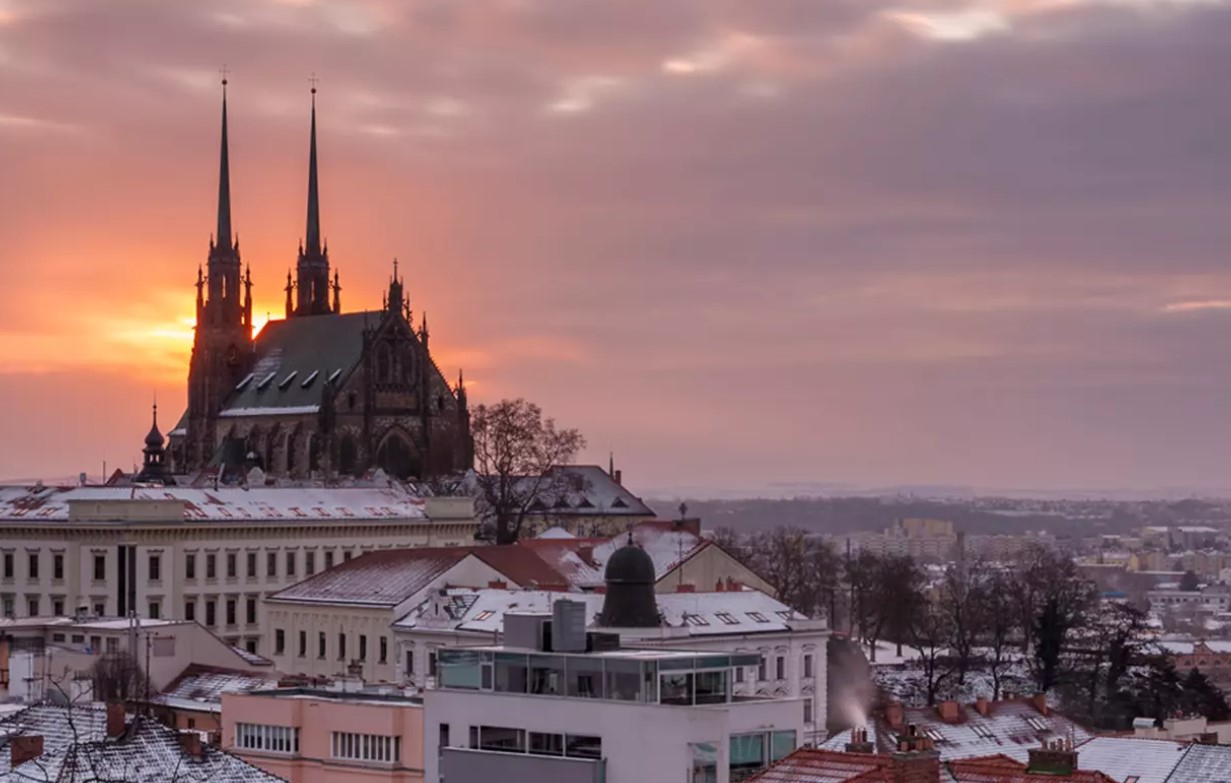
[205,77,339,325]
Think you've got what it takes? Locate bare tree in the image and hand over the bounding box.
[940,561,986,686]
[471,398,586,544]
[973,569,1020,700]
[909,599,955,707]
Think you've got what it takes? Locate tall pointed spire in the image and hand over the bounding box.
[305,82,321,256]
[216,74,233,250]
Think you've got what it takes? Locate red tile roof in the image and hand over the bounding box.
[748,749,895,782]
[949,755,1115,782]
[468,546,572,589]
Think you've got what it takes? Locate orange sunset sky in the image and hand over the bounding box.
[4,0,1231,496]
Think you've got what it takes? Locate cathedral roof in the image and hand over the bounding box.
[219,311,373,416]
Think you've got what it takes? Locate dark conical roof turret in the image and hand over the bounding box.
[144,403,164,448]
[598,533,660,628]
[216,77,233,250]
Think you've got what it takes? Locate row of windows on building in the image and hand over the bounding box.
[1,594,168,621]
[235,723,402,763]
[273,628,390,665]
[3,548,366,587]
[183,595,262,628]
[184,548,364,582]
[731,652,814,684]
[2,552,153,583]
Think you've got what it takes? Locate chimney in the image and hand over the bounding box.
[106,701,126,739]
[10,735,43,767]
[1031,692,1049,716]
[845,727,874,754]
[488,580,508,589]
[937,700,960,724]
[613,469,622,485]
[1027,738,1077,776]
[885,702,905,731]
[974,696,989,717]
[676,583,696,593]
[892,725,940,783]
[179,731,204,760]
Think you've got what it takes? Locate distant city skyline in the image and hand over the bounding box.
[4,1,1231,494]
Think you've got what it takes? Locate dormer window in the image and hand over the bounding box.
[278,371,298,389]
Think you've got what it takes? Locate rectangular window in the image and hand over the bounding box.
[758,657,767,681]
[93,602,105,616]
[52,599,64,616]
[735,668,745,684]
[285,551,296,577]
[185,600,196,622]
[106,637,119,653]
[226,553,237,579]
[2,596,13,618]
[428,650,437,677]
[2,553,12,579]
[318,632,326,659]
[474,726,525,753]
[359,634,368,661]
[247,553,257,578]
[776,656,785,680]
[306,551,316,575]
[93,554,106,581]
[325,551,335,570]
[185,553,196,580]
[226,599,236,626]
[267,552,277,578]
[803,654,813,679]
[246,597,257,625]
[406,649,415,675]
[53,554,64,581]
[148,601,160,619]
[205,600,217,627]
[275,629,286,655]
[148,554,160,582]
[27,597,39,616]
[565,735,602,760]
[27,553,38,580]
[379,636,388,664]
[206,554,216,579]
[330,732,401,762]
[298,631,306,658]
[338,633,347,661]
[804,700,813,724]
[343,550,353,562]
[529,732,564,756]
[235,723,301,754]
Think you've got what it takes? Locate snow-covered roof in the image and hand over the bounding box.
[1171,741,1231,782]
[535,527,576,539]
[0,705,285,782]
[1157,639,1231,655]
[394,586,810,637]
[830,699,1095,764]
[1070,737,1190,783]
[520,465,654,517]
[0,484,427,523]
[520,520,714,588]
[270,545,569,607]
[155,666,279,712]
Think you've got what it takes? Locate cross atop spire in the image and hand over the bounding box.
[216,72,233,251]
[305,78,321,256]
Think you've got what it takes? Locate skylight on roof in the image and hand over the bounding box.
[923,728,945,742]
[301,370,319,388]
[684,615,710,627]
[775,610,793,620]
[715,612,739,625]
[234,373,255,391]
[747,612,769,623]
[474,610,495,621]
[256,373,277,391]
[328,369,342,384]
[278,371,299,389]
[1025,717,1049,732]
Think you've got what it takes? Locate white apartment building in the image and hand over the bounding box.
[395,585,829,742]
[425,605,805,783]
[0,484,474,653]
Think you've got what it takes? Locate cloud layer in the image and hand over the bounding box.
[3,0,1231,493]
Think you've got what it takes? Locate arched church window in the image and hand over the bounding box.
[340,436,358,476]
[285,433,297,475]
[376,433,420,480]
[308,434,321,474]
[377,344,393,384]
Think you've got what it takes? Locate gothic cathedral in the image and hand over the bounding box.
[167,82,473,481]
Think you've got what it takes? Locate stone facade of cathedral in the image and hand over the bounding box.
[168,84,473,481]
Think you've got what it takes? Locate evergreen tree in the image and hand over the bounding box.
[1182,668,1231,721]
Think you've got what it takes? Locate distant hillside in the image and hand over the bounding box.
[647,496,1231,537]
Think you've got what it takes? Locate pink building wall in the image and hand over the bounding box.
[222,690,424,783]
